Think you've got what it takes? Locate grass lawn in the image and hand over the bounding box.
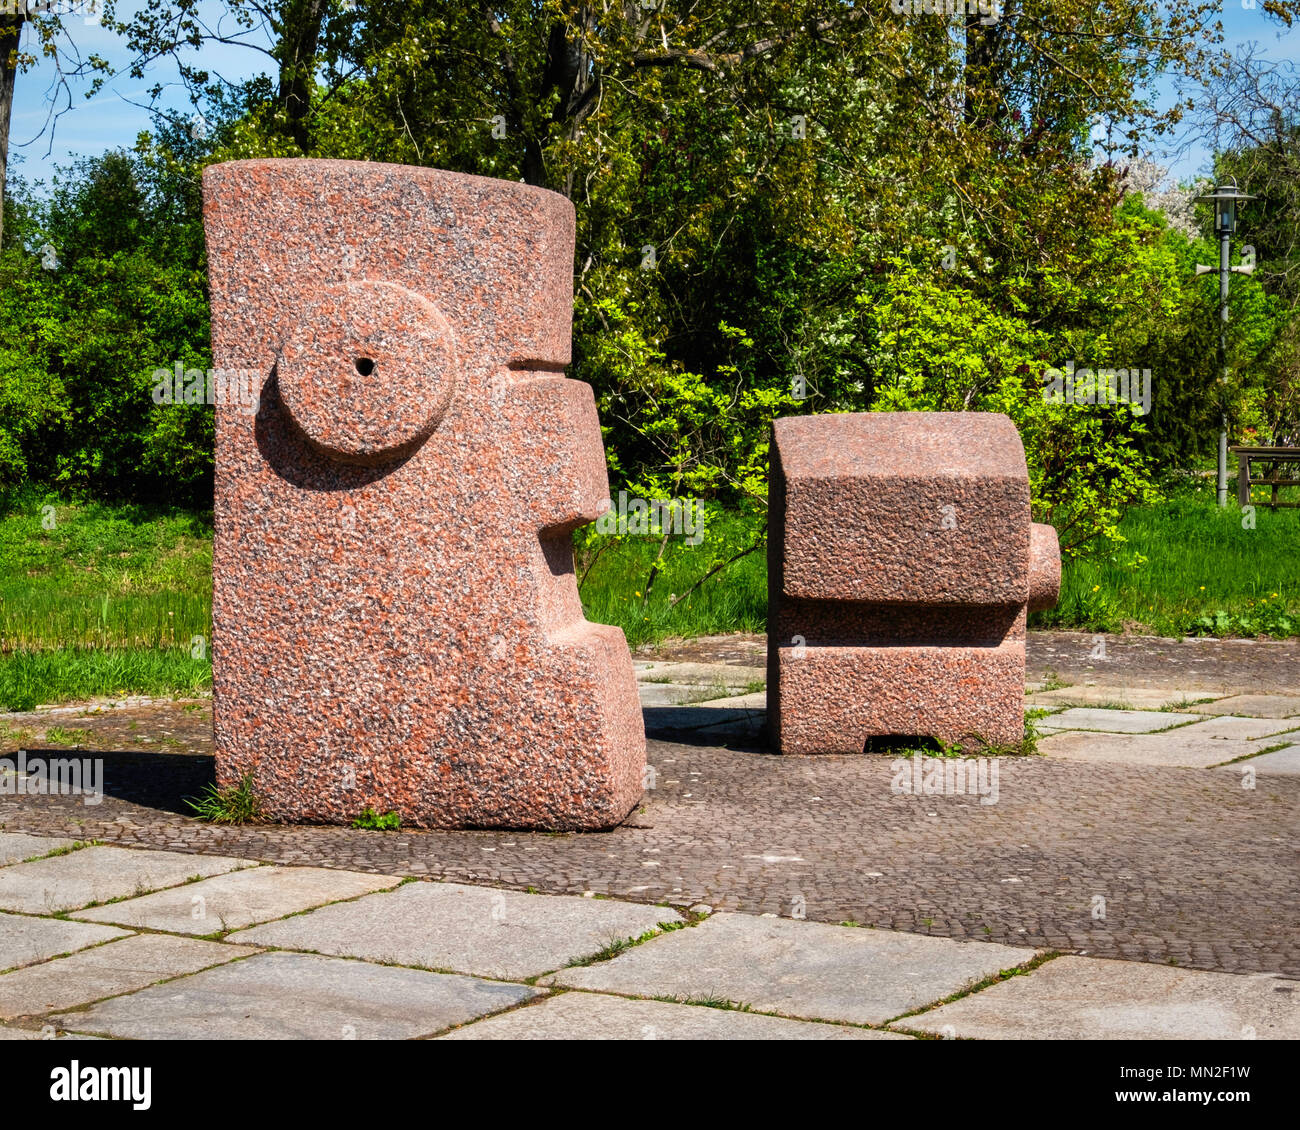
[0,494,212,710]
[1035,479,1300,639]
[576,507,768,649]
[0,481,1296,709]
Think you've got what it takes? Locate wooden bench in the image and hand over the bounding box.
[1231,446,1300,508]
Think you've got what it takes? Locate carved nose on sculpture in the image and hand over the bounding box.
[278,280,459,464]
[1028,522,1061,613]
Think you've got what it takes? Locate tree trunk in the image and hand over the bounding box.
[275,0,326,152]
[963,13,1003,129]
[0,14,24,250]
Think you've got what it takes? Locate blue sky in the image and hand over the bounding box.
[8,1,271,189]
[7,3,1299,193]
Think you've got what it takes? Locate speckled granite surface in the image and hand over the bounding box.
[203,159,644,829]
[767,413,1060,752]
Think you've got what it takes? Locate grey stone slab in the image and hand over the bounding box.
[637,683,727,707]
[0,834,78,867]
[698,721,762,739]
[0,934,258,1019]
[652,691,769,741]
[1172,716,1300,741]
[1028,686,1212,710]
[900,955,1300,1040]
[229,881,684,980]
[1189,694,1300,719]
[0,912,129,972]
[0,847,255,914]
[1229,746,1300,777]
[546,912,1039,1026]
[1091,730,1290,767]
[1035,708,1201,734]
[693,691,767,709]
[73,866,400,934]
[643,706,756,735]
[694,716,766,742]
[635,662,765,688]
[0,1024,100,1040]
[1038,730,1292,769]
[55,950,537,1040]
[441,991,909,1040]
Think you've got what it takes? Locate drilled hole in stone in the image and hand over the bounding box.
[354,357,376,377]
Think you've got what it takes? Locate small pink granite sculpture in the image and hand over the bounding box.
[203,159,645,829]
[767,412,1060,753]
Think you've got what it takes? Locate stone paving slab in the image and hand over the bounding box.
[643,705,759,736]
[54,950,538,1040]
[0,934,259,1020]
[72,866,401,934]
[635,662,765,688]
[1035,708,1200,734]
[0,912,129,972]
[0,833,77,866]
[547,912,1039,1026]
[1227,746,1300,776]
[441,990,909,1040]
[1027,686,1215,710]
[693,691,767,709]
[0,846,255,914]
[1189,694,1300,719]
[643,693,768,741]
[637,683,727,707]
[230,881,684,980]
[693,718,766,743]
[1171,716,1300,741]
[1038,730,1292,769]
[0,1024,99,1040]
[899,955,1300,1040]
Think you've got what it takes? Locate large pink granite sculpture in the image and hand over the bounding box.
[767,412,1060,753]
[203,159,645,829]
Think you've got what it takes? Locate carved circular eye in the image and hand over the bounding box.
[278,281,458,464]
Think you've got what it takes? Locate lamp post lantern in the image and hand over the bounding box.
[1194,180,1256,507]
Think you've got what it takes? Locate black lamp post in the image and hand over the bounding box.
[1194,180,1256,506]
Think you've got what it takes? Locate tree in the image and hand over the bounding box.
[10,0,1264,550]
[0,143,213,502]
[0,1,112,248]
[0,8,19,247]
[1193,17,1300,445]
[110,0,344,152]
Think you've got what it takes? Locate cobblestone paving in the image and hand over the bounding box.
[3,742,1298,978]
[1027,631,1300,695]
[0,699,212,757]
